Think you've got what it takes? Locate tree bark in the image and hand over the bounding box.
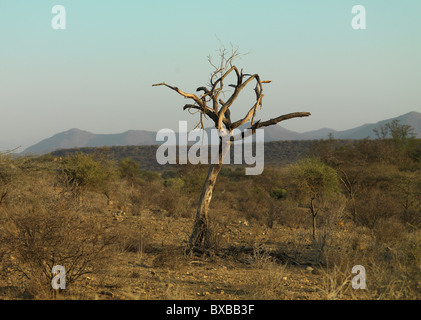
[312,214,316,241]
[310,198,317,240]
[187,139,230,253]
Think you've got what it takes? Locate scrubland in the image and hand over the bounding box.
[0,134,420,300]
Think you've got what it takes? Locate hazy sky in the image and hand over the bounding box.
[1,0,420,151]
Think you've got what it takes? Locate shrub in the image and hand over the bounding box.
[163,177,184,189]
[270,188,287,200]
[158,184,190,218]
[118,157,141,185]
[0,195,118,298]
[62,153,115,192]
[237,184,272,225]
[288,157,339,239]
[356,188,400,229]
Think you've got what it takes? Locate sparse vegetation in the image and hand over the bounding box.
[0,122,420,300]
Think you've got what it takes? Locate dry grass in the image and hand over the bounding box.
[0,154,420,300]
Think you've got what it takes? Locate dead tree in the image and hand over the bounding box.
[153,48,310,253]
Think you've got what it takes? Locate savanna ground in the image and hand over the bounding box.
[1,127,420,300]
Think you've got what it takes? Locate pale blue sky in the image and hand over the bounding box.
[1,0,420,150]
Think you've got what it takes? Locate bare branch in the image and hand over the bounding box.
[250,112,311,132]
[183,104,218,124]
[152,82,203,107]
[228,112,311,142]
[218,73,266,130]
[196,86,209,94]
[230,94,264,130]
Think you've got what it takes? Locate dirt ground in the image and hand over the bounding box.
[0,206,366,301]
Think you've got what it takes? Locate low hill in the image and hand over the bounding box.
[23,111,421,155]
[23,128,158,155]
[49,140,322,172]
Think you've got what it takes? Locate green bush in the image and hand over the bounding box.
[118,158,141,185]
[163,177,185,189]
[62,153,115,192]
[270,188,287,200]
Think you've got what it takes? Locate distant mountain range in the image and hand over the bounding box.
[23,129,157,155]
[22,111,421,155]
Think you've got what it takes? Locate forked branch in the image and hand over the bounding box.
[153,48,310,134]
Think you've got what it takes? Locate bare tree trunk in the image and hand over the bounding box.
[312,214,316,240]
[187,163,222,251]
[187,139,230,253]
[310,198,317,240]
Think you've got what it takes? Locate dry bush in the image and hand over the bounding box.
[158,186,191,218]
[106,179,162,217]
[116,179,164,214]
[129,190,147,217]
[237,198,265,223]
[0,171,119,298]
[316,223,421,299]
[283,207,310,229]
[372,217,408,245]
[140,180,165,207]
[317,193,347,226]
[314,225,372,299]
[356,188,401,228]
[318,263,353,300]
[260,197,292,229]
[246,261,287,299]
[105,179,143,215]
[210,181,240,220]
[317,244,370,299]
[0,206,118,298]
[236,183,272,225]
[402,208,421,228]
[115,217,149,256]
[202,214,231,253]
[251,244,275,267]
[361,229,421,300]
